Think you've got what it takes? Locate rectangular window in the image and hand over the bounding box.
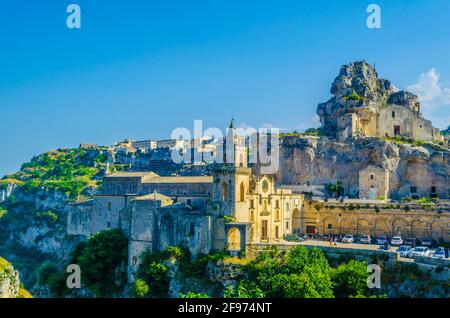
[187,199,192,206]
[262,220,268,240]
[286,222,289,230]
[431,186,436,194]
[189,223,195,236]
[327,224,332,230]
[275,226,279,239]
[107,202,112,211]
[410,186,417,193]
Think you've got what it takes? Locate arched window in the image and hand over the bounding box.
[221,182,228,201]
[239,182,245,202]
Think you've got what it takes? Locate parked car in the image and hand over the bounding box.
[359,235,371,244]
[379,241,391,251]
[432,247,448,259]
[411,246,430,257]
[396,245,413,258]
[323,234,330,241]
[391,236,403,246]
[284,234,304,242]
[377,236,389,245]
[421,238,439,249]
[405,238,420,248]
[342,235,354,243]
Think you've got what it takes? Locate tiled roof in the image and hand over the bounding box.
[142,176,213,184]
[133,193,172,201]
[106,172,159,178]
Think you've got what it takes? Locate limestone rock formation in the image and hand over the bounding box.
[317,60,395,137]
[316,60,434,142]
[0,257,31,298]
[277,135,450,200]
[387,91,421,114]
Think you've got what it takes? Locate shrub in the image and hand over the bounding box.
[36,261,58,285]
[133,279,149,298]
[180,292,211,298]
[73,229,128,297]
[35,210,59,224]
[0,206,7,219]
[332,260,369,298]
[165,246,184,259]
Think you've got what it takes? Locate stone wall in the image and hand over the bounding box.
[302,201,450,241]
[278,136,450,200]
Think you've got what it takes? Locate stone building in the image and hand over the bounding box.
[358,165,389,200]
[317,61,441,142]
[68,122,304,280]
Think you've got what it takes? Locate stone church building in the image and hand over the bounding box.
[68,124,304,280]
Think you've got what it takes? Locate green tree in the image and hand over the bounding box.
[74,229,128,297]
[332,260,369,297]
[133,279,149,298]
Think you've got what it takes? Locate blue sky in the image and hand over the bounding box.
[1,0,450,176]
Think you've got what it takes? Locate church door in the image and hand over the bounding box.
[394,125,400,136]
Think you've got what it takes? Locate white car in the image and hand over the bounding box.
[396,245,413,258]
[377,236,388,245]
[359,235,371,244]
[433,248,447,259]
[411,246,430,257]
[391,236,403,246]
[342,235,354,243]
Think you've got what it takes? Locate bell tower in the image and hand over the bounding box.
[211,119,251,221]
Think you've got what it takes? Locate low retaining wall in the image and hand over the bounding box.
[248,243,400,262]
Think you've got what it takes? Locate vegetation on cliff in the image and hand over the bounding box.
[36,229,128,298]
[132,245,448,299]
[0,147,109,292]
[0,148,108,201]
[0,256,32,298]
[133,246,384,298]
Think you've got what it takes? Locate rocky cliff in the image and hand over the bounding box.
[277,135,449,199]
[317,60,424,137]
[0,147,109,289]
[0,256,32,298]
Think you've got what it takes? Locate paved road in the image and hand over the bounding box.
[295,239,416,262]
